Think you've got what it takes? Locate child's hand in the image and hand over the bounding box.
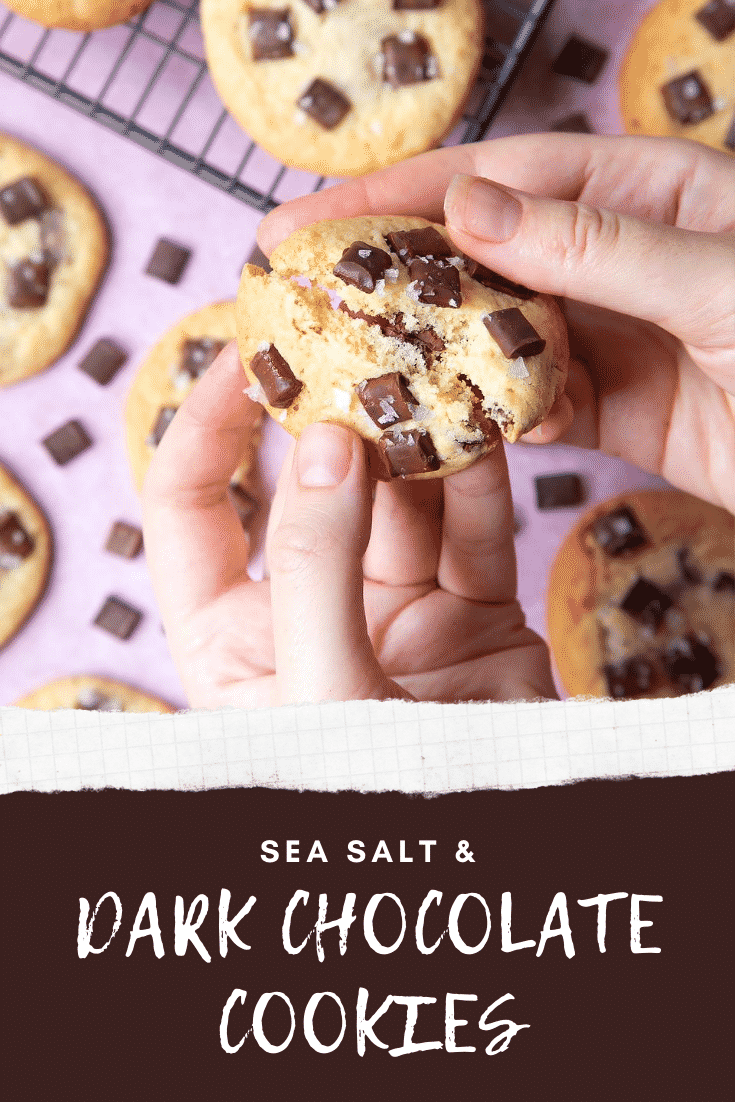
[141,343,555,708]
[259,134,735,513]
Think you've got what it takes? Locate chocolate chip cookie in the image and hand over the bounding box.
[3,0,153,31]
[237,215,569,480]
[0,461,52,649]
[201,0,485,175]
[14,674,175,712]
[1,134,108,386]
[547,490,734,699]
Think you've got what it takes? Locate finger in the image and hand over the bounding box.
[142,341,261,624]
[363,477,443,587]
[444,174,735,351]
[257,133,732,255]
[437,432,518,604]
[269,423,407,703]
[519,358,592,446]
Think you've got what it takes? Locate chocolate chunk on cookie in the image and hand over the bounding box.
[0,176,47,225]
[0,511,34,569]
[382,33,438,87]
[6,258,52,309]
[250,343,303,407]
[663,634,720,691]
[695,0,735,41]
[298,78,352,129]
[484,308,546,358]
[333,241,393,292]
[661,70,714,123]
[248,7,294,60]
[356,372,418,426]
[591,506,650,557]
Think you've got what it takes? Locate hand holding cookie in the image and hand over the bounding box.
[141,342,556,707]
[259,133,735,513]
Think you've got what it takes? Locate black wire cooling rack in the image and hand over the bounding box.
[0,0,554,212]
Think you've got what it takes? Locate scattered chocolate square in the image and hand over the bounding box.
[382,33,437,88]
[591,506,649,556]
[356,373,417,426]
[484,307,545,357]
[248,7,294,61]
[229,483,259,528]
[695,0,735,41]
[724,111,735,150]
[0,511,34,569]
[604,655,656,699]
[0,176,47,225]
[147,406,177,447]
[93,595,142,640]
[6,257,52,308]
[551,35,608,83]
[249,343,303,407]
[408,258,461,307]
[464,260,536,299]
[661,71,714,125]
[145,238,191,284]
[550,112,594,133]
[663,634,720,692]
[105,520,143,559]
[333,241,393,292]
[712,570,734,592]
[619,576,672,631]
[534,473,585,510]
[42,419,92,465]
[298,78,351,130]
[379,426,440,477]
[78,338,128,385]
[385,226,453,263]
[179,337,225,380]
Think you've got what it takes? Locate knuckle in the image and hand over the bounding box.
[561,202,621,270]
[269,519,337,577]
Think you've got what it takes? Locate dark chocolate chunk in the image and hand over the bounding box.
[379,427,440,477]
[6,257,51,308]
[146,407,177,447]
[356,373,417,426]
[661,71,714,125]
[249,343,303,407]
[333,240,393,292]
[145,238,191,284]
[550,112,594,133]
[459,373,498,442]
[551,35,608,83]
[42,419,92,465]
[229,483,259,528]
[724,111,735,150]
[619,576,672,631]
[393,0,442,7]
[179,337,225,379]
[298,78,351,129]
[484,307,545,357]
[604,655,656,699]
[248,7,294,60]
[78,338,128,385]
[663,635,720,692]
[591,506,649,557]
[382,33,437,88]
[464,260,536,299]
[0,512,34,569]
[414,327,445,353]
[39,210,65,264]
[676,547,703,585]
[93,595,142,640]
[695,0,735,40]
[712,570,735,592]
[534,473,585,510]
[75,689,122,711]
[385,226,454,264]
[408,258,461,307]
[105,520,143,559]
[301,0,342,10]
[0,176,47,225]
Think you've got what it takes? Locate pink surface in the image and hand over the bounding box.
[1,0,668,707]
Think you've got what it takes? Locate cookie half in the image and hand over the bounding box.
[237,215,568,480]
[125,302,262,520]
[547,490,734,699]
[2,0,153,31]
[0,462,52,649]
[201,0,485,176]
[619,0,735,154]
[14,675,175,712]
[1,134,109,386]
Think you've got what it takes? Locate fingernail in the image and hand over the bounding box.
[444,175,522,241]
[297,422,353,488]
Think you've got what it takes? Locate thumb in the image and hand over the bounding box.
[268,423,404,704]
[444,174,735,351]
